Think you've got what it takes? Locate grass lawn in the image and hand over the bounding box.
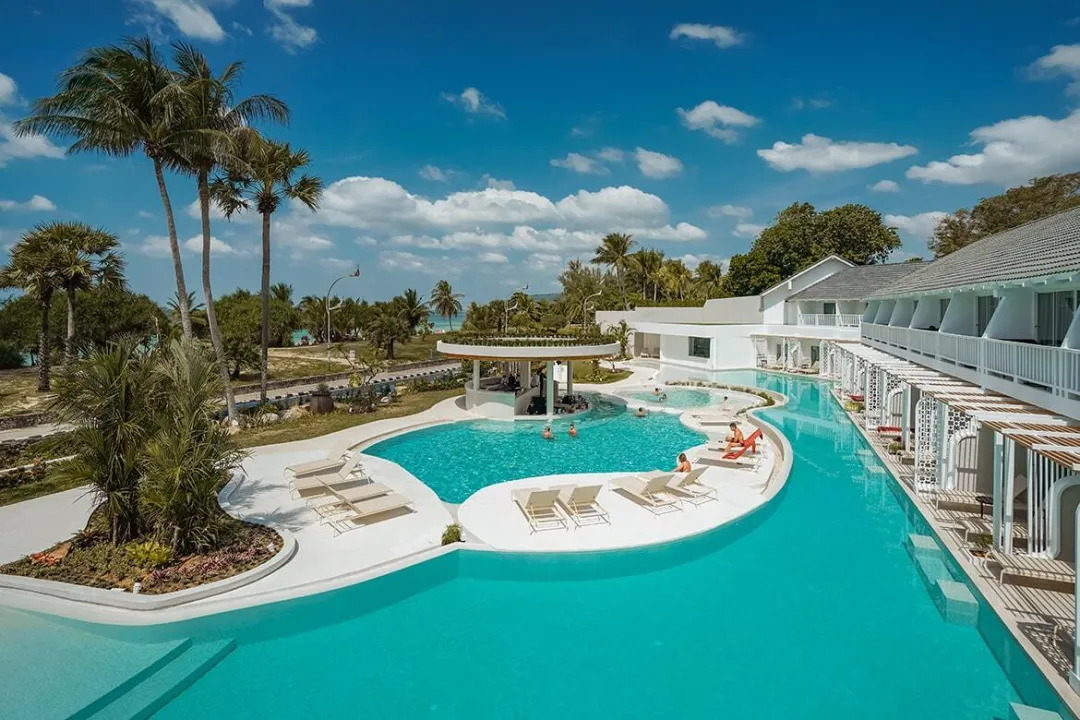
[0,367,51,418]
[236,387,464,448]
[578,367,632,384]
[0,470,87,508]
[237,355,344,384]
[271,335,442,367]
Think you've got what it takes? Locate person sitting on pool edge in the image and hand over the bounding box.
[724,422,745,452]
[568,422,578,438]
[542,425,553,440]
[674,452,692,473]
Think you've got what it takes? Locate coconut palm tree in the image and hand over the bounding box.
[429,280,463,330]
[633,248,665,302]
[661,258,694,300]
[210,133,320,403]
[591,233,636,310]
[395,289,429,336]
[462,301,498,332]
[694,259,725,300]
[15,37,196,338]
[46,223,125,362]
[171,44,289,420]
[0,227,69,390]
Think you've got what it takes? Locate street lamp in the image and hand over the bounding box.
[505,284,528,333]
[325,267,361,371]
[582,290,603,331]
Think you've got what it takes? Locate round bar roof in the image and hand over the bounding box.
[436,337,620,361]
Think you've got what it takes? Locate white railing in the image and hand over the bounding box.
[860,322,1080,403]
[799,313,862,328]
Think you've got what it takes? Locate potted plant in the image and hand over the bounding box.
[888,440,902,455]
[309,382,335,415]
[969,533,991,560]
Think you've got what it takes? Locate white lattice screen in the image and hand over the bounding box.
[881,373,902,426]
[865,367,881,429]
[914,395,938,489]
[1028,454,1072,555]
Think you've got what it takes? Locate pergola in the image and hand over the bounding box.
[436,336,621,418]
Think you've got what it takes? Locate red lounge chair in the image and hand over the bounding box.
[848,394,864,402]
[724,428,762,459]
[875,426,901,434]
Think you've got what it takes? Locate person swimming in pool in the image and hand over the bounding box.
[568,422,577,438]
[653,387,661,396]
[674,452,692,473]
[635,406,648,417]
[724,422,745,452]
[542,425,553,440]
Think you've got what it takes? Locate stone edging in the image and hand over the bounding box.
[0,471,296,611]
[0,411,54,432]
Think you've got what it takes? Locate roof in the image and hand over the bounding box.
[759,254,853,296]
[787,263,923,301]
[871,206,1080,298]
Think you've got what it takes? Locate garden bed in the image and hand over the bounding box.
[0,513,282,595]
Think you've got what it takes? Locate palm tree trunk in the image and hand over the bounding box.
[259,211,271,403]
[197,171,238,424]
[618,269,628,311]
[447,313,453,331]
[37,289,52,391]
[153,158,193,339]
[64,284,77,363]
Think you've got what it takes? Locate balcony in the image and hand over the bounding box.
[798,313,862,328]
[860,323,1080,416]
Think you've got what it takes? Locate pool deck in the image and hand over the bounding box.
[0,486,95,565]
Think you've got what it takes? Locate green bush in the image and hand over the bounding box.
[125,540,174,569]
[441,523,463,545]
[0,342,24,370]
[0,462,47,489]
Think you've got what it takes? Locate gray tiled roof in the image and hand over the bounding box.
[871,206,1080,298]
[787,263,924,301]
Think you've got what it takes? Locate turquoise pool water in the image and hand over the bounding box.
[365,394,705,503]
[2,371,1069,719]
[626,387,713,408]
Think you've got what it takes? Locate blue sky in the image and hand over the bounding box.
[2,0,1080,307]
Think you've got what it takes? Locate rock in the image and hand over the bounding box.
[281,406,308,421]
[259,412,280,426]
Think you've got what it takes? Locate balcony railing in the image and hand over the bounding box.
[860,323,1080,401]
[799,313,862,328]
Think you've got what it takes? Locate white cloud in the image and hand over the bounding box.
[0,73,18,106]
[477,251,508,264]
[482,174,515,190]
[869,180,900,193]
[527,253,563,271]
[0,194,55,212]
[595,147,626,163]
[634,148,683,179]
[677,101,760,143]
[137,210,154,219]
[441,87,505,119]
[791,97,832,110]
[265,0,317,52]
[678,253,728,271]
[571,126,591,137]
[707,204,752,220]
[136,235,173,257]
[758,134,918,172]
[231,21,253,36]
[669,23,745,49]
[133,0,225,41]
[550,152,608,175]
[419,165,452,182]
[885,211,948,241]
[182,234,253,256]
[185,197,256,223]
[379,250,464,276]
[733,223,766,238]
[1031,44,1080,94]
[0,120,66,168]
[319,257,354,271]
[906,109,1080,186]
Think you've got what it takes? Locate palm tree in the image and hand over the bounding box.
[462,301,497,332]
[49,338,156,544]
[15,37,196,338]
[366,303,411,359]
[429,280,463,330]
[633,248,665,302]
[171,44,289,420]
[396,289,429,336]
[270,282,294,304]
[592,233,636,310]
[211,133,319,403]
[695,260,725,300]
[661,259,693,300]
[0,227,68,390]
[166,290,207,338]
[46,223,125,362]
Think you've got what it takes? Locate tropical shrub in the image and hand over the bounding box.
[0,461,47,489]
[125,540,174,569]
[441,523,463,545]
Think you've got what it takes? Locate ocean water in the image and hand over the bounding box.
[4,371,1068,719]
[365,394,705,503]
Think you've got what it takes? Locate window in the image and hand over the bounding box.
[688,337,711,359]
[822,302,837,316]
[1036,290,1076,346]
[938,298,950,326]
[976,295,999,336]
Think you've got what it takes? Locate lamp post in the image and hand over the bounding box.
[505,284,528,333]
[582,290,603,332]
[325,267,361,371]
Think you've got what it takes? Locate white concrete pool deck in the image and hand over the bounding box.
[0,487,95,564]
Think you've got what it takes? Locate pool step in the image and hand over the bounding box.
[85,638,236,720]
[1008,702,1064,720]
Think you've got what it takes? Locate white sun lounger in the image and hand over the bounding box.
[665,467,716,506]
[328,492,414,534]
[697,449,760,470]
[285,453,349,478]
[692,412,736,426]
[989,549,1075,586]
[553,484,610,527]
[611,473,681,514]
[310,482,393,519]
[290,454,368,497]
[512,488,568,533]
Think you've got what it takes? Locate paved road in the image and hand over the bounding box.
[0,361,461,442]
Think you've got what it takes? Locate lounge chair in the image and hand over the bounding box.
[708,428,763,457]
[666,467,716,505]
[692,412,736,426]
[697,449,760,470]
[553,484,610,527]
[290,453,368,497]
[989,549,1075,586]
[611,473,681,514]
[285,453,348,478]
[512,488,568,533]
[328,492,414,534]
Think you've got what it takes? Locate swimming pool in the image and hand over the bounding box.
[2,371,1070,719]
[625,387,713,408]
[364,394,705,503]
